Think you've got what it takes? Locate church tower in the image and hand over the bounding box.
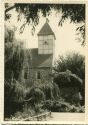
[37,20,56,55]
[21,20,56,86]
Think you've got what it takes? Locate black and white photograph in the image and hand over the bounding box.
[4,2,85,121]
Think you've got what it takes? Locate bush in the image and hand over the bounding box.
[25,81,60,112]
[53,53,85,106]
[43,98,84,113]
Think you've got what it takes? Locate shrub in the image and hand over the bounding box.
[53,53,85,106]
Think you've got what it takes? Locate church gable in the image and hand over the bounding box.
[28,48,53,68]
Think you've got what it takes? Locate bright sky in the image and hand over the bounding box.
[6,8,85,59]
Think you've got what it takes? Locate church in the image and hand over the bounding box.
[20,20,56,86]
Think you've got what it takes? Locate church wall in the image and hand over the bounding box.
[19,60,53,87]
[27,67,53,85]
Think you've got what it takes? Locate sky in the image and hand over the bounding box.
[6,7,85,59]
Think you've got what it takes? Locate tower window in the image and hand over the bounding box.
[37,71,41,79]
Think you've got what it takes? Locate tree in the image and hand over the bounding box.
[5,25,25,81]
[53,53,85,105]
[4,26,26,117]
[5,3,85,45]
[54,53,85,80]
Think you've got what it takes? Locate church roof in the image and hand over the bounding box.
[37,22,56,39]
[28,48,53,68]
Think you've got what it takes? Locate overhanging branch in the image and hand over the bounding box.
[5,5,16,13]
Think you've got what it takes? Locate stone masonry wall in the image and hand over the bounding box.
[28,67,53,85]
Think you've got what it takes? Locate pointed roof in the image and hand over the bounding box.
[37,21,56,39]
[26,48,53,68]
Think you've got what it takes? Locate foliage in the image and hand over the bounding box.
[54,53,85,80]
[26,86,45,105]
[25,81,59,106]
[4,26,26,117]
[54,70,83,88]
[5,4,85,23]
[53,53,85,105]
[5,3,85,45]
[44,99,84,113]
[18,81,60,117]
[5,26,24,81]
